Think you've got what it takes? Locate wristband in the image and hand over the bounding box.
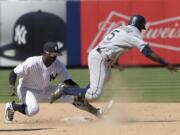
[159,59,169,65]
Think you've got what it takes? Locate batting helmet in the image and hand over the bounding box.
[128,15,146,31]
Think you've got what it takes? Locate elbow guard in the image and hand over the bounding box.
[141,46,153,57]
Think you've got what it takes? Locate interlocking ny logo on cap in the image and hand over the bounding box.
[0,10,66,62]
[56,42,63,50]
[14,24,27,45]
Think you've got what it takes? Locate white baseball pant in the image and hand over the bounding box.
[85,49,112,101]
[17,84,73,116]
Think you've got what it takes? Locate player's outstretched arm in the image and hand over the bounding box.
[112,62,125,71]
[141,45,178,72]
[63,79,79,87]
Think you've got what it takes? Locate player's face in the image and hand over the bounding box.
[48,54,57,61]
[43,52,59,66]
[140,22,146,32]
[47,53,58,61]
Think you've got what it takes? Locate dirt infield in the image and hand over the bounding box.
[1,102,180,135]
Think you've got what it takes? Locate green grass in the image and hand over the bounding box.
[0,68,180,102]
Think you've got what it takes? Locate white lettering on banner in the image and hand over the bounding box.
[143,24,180,39]
[14,25,27,45]
[88,11,180,52]
[98,21,126,31]
[98,22,180,39]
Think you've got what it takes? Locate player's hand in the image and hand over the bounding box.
[166,64,178,73]
[10,85,17,96]
[117,65,125,71]
[112,63,125,71]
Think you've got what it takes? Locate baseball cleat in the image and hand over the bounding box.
[97,100,114,118]
[50,84,65,104]
[5,101,15,124]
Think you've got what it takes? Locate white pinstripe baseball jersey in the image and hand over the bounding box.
[14,56,71,91]
[95,25,148,64]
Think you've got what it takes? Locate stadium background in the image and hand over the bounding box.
[0,0,180,67]
[0,0,180,135]
[0,0,179,102]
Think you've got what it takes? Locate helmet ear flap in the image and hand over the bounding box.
[128,15,146,31]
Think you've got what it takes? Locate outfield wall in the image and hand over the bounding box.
[0,0,180,67]
[68,0,180,66]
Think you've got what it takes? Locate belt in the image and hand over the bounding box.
[96,48,111,62]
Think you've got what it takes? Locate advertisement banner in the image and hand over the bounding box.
[80,0,180,66]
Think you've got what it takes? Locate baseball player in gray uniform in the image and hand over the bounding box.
[5,41,107,124]
[50,15,177,104]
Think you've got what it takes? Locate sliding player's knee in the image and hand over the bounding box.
[85,88,102,101]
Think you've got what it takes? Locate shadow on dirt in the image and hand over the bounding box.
[0,128,55,132]
[119,119,180,123]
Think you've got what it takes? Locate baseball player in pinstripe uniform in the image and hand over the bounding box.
[5,41,107,123]
[50,15,177,104]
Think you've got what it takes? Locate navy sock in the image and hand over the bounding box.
[12,103,26,115]
[85,84,90,89]
[63,87,87,97]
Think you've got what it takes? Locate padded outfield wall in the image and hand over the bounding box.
[67,0,180,66]
[0,0,180,67]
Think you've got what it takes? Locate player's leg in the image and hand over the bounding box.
[66,50,112,117]
[5,101,17,123]
[85,49,111,100]
[5,85,26,123]
[49,50,113,117]
[72,96,102,117]
[16,86,40,116]
[44,85,74,103]
[46,85,102,117]
[22,90,39,116]
[5,87,39,123]
[50,50,111,102]
[72,96,114,118]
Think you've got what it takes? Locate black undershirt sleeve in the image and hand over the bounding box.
[63,79,79,87]
[141,46,169,65]
[9,70,17,86]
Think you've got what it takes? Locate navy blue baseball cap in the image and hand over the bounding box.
[0,10,66,61]
[43,41,62,55]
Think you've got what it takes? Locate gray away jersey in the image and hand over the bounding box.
[14,56,71,90]
[96,25,148,63]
